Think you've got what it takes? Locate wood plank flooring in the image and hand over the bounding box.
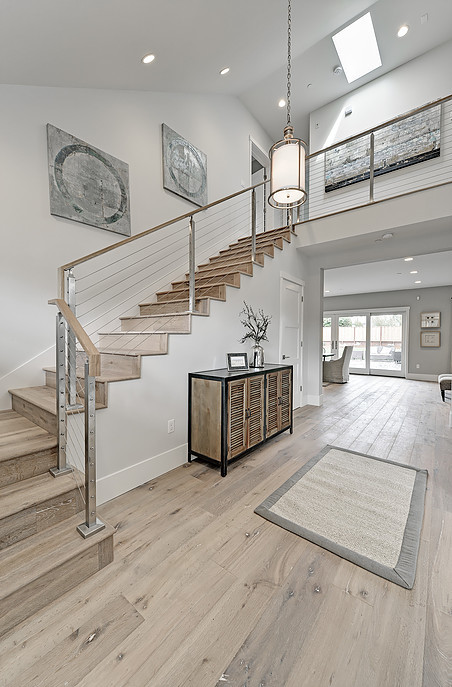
[0,375,450,687]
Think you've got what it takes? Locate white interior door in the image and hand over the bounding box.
[280,276,303,408]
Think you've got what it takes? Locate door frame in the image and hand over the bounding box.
[324,307,410,378]
[279,272,304,408]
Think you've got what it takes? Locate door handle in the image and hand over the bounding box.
[282,354,290,359]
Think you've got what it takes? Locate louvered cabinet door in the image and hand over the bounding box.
[280,368,292,430]
[247,375,265,448]
[266,371,280,438]
[227,379,247,459]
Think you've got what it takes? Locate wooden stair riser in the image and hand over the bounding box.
[0,484,84,551]
[156,283,227,302]
[219,238,282,256]
[210,245,275,265]
[0,447,57,490]
[11,394,57,436]
[172,271,241,289]
[206,251,266,269]
[91,352,141,379]
[236,228,292,245]
[193,260,255,278]
[45,370,108,406]
[120,313,191,333]
[98,332,168,354]
[139,298,210,316]
[0,522,114,638]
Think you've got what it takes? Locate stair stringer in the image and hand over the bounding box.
[93,235,305,504]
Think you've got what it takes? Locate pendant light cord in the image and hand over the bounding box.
[286,0,292,127]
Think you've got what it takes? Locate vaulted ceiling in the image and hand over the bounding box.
[1,0,452,142]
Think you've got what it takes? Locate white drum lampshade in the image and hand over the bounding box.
[268,125,307,209]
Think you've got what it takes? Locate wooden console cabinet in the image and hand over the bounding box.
[188,364,293,476]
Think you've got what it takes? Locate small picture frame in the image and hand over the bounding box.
[420,312,440,328]
[420,331,440,347]
[227,353,249,371]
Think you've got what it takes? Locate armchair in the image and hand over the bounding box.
[323,346,354,384]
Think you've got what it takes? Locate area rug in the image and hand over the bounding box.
[255,445,428,589]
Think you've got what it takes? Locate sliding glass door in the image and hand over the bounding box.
[323,309,408,378]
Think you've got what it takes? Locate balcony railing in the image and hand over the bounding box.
[301,93,452,223]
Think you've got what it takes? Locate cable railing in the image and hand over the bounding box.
[59,180,279,351]
[303,93,452,223]
[48,298,105,539]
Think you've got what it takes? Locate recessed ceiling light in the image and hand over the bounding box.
[414,280,422,284]
[382,233,393,239]
[325,290,330,293]
[332,12,382,83]
[397,25,409,38]
[141,53,155,64]
[404,257,414,261]
[220,67,230,75]
[410,270,418,274]
[278,99,286,108]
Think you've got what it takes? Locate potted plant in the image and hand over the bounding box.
[239,301,272,367]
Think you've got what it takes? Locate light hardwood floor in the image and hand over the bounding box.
[0,375,451,687]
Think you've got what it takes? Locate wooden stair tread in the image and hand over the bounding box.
[0,513,115,601]
[9,386,56,415]
[96,347,164,356]
[10,385,107,413]
[156,281,233,296]
[43,366,140,384]
[0,470,82,521]
[138,297,211,307]
[0,411,57,463]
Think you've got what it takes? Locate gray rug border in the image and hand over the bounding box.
[254,444,428,589]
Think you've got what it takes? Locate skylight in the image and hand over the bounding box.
[332,13,381,83]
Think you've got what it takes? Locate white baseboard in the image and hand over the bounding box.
[305,394,323,407]
[97,443,187,505]
[406,373,437,382]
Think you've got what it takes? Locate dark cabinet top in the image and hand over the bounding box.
[189,363,292,381]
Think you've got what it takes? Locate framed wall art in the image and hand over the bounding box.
[420,312,441,328]
[162,124,207,207]
[325,104,441,193]
[47,124,131,235]
[420,331,441,348]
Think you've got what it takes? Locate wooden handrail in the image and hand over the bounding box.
[307,93,452,159]
[49,298,101,377]
[59,180,267,273]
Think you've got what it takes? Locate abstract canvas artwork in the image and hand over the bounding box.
[325,104,441,193]
[47,124,131,235]
[162,124,207,207]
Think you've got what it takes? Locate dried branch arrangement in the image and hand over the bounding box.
[239,301,272,346]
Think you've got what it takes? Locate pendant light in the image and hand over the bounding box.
[268,0,307,209]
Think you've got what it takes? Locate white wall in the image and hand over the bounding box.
[0,84,272,407]
[324,285,452,379]
[309,40,452,151]
[95,241,306,504]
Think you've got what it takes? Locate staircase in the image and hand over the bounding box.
[1,224,293,636]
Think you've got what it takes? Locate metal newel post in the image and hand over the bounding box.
[65,269,79,408]
[251,188,257,263]
[77,359,105,539]
[50,312,72,477]
[188,216,196,314]
[369,132,375,202]
[263,174,267,232]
